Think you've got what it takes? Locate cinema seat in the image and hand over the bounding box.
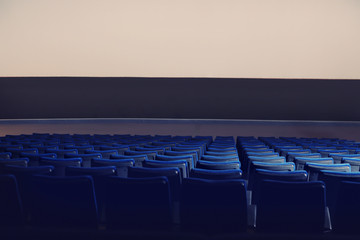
[0,152,11,159]
[104,176,172,230]
[64,153,102,167]
[333,181,360,234]
[143,160,188,179]
[318,170,360,213]
[189,168,242,180]
[29,175,98,229]
[111,154,147,167]
[0,174,23,227]
[20,152,56,166]
[304,163,351,181]
[256,180,326,233]
[155,155,194,173]
[92,159,134,177]
[196,160,240,170]
[39,157,82,176]
[180,178,247,233]
[252,169,308,205]
[294,157,334,170]
[342,157,360,172]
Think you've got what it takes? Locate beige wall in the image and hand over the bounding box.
[1,0,360,79]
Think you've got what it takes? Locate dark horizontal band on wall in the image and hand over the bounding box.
[0,77,359,121]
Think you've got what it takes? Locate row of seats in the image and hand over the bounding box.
[1,133,360,236]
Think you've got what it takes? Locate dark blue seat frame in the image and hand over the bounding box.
[103,176,172,230]
[256,180,326,233]
[190,168,243,180]
[180,178,247,233]
[252,169,308,205]
[28,175,98,229]
[0,174,23,227]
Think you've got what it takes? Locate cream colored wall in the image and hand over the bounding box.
[1,0,360,79]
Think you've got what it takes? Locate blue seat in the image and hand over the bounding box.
[135,146,165,155]
[64,153,102,167]
[0,152,11,159]
[197,160,240,170]
[5,148,38,158]
[190,168,242,180]
[143,160,188,179]
[286,152,321,162]
[246,156,285,177]
[155,154,193,173]
[248,162,295,190]
[319,150,349,158]
[85,150,118,159]
[332,181,360,233]
[65,166,116,177]
[252,169,308,205]
[45,149,78,158]
[92,159,134,177]
[305,163,351,181]
[294,157,334,170]
[0,159,29,171]
[29,175,98,229]
[20,153,56,166]
[39,157,82,176]
[318,171,360,213]
[164,150,198,165]
[171,146,202,160]
[201,155,239,162]
[104,176,171,230]
[342,157,360,172]
[128,167,181,204]
[256,180,326,233]
[180,178,247,233]
[111,154,147,167]
[64,145,94,154]
[329,154,360,164]
[99,145,129,155]
[0,174,23,226]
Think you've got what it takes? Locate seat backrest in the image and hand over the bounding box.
[342,157,360,172]
[91,159,134,177]
[39,157,82,176]
[294,157,334,170]
[201,155,239,162]
[318,171,360,211]
[248,162,295,190]
[143,160,188,179]
[180,178,247,233]
[29,175,98,229]
[85,150,118,159]
[111,154,147,167]
[329,154,360,164]
[155,154,194,170]
[0,174,23,226]
[164,150,198,165]
[196,160,240,170]
[64,153,102,167]
[45,149,78,158]
[252,169,308,204]
[189,168,242,180]
[65,166,116,177]
[104,176,171,230]
[128,167,181,201]
[256,180,326,233]
[0,152,12,159]
[305,163,351,181]
[333,181,360,234]
[286,152,320,162]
